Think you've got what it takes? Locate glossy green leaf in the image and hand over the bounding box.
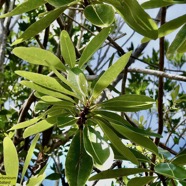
[89,168,149,180]
[3,137,19,177]
[155,163,186,179]
[96,118,139,165]
[26,174,45,186]
[23,117,56,138]
[10,117,40,130]
[21,134,40,182]
[172,154,186,165]
[142,0,172,9]
[83,126,113,168]
[13,47,65,71]
[99,94,154,112]
[67,68,88,101]
[102,0,158,39]
[20,81,75,101]
[16,71,75,97]
[127,176,156,186]
[84,4,115,27]
[60,30,76,68]
[65,130,93,186]
[111,123,158,155]
[40,96,75,105]
[91,51,131,101]
[167,23,186,59]
[12,7,66,45]
[57,116,77,128]
[0,0,45,18]
[46,0,75,7]
[79,27,111,68]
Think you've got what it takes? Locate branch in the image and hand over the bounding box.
[128,68,186,82]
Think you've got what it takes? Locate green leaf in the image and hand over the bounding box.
[172,154,186,165]
[155,163,186,179]
[0,0,45,18]
[12,7,66,45]
[67,68,88,101]
[167,23,186,59]
[84,4,115,27]
[83,126,113,169]
[98,94,154,112]
[65,130,93,186]
[89,168,150,180]
[102,0,158,39]
[3,137,19,177]
[20,80,75,101]
[26,174,45,186]
[10,117,40,130]
[142,0,172,9]
[91,51,131,101]
[57,116,77,128]
[96,118,139,165]
[13,47,65,71]
[60,30,76,68]
[23,118,56,138]
[40,96,75,105]
[111,123,159,155]
[46,173,61,180]
[21,134,40,182]
[127,176,156,186]
[78,27,111,68]
[16,71,75,97]
[46,0,75,7]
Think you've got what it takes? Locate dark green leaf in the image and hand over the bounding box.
[89,168,150,180]
[46,173,61,180]
[91,51,131,101]
[172,154,186,165]
[13,47,65,70]
[127,176,156,186]
[142,0,172,9]
[155,163,186,179]
[0,0,45,18]
[84,4,115,27]
[65,130,93,186]
[46,0,75,7]
[12,7,66,45]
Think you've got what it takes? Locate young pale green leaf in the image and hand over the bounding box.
[84,4,115,27]
[23,118,56,138]
[127,176,156,186]
[46,0,75,7]
[13,47,65,71]
[155,163,186,179]
[0,0,45,18]
[67,68,88,101]
[172,154,186,165]
[167,24,186,59]
[79,27,111,68]
[98,94,154,112]
[10,117,40,130]
[141,0,172,9]
[89,168,149,181]
[21,134,40,182]
[91,51,131,101]
[111,123,159,155]
[20,81,75,102]
[102,0,158,39]
[16,71,75,97]
[60,30,76,68]
[65,130,93,186]
[96,118,139,165]
[26,174,45,186]
[3,137,19,178]
[83,126,113,168]
[12,7,66,45]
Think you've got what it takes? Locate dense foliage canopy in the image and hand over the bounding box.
[0,0,186,185]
